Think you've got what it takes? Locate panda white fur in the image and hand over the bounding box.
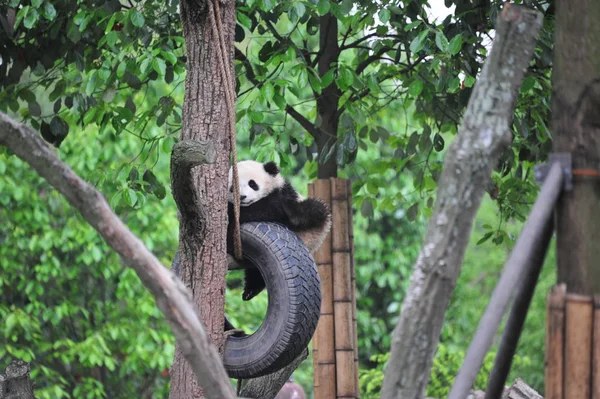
[227,160,332,301]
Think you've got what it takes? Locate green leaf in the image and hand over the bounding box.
[130,11,145,27]
[161,51,177,66]
[435,31,449,53]
[407,202,419,221]
[404,20,421,31]
[153,58,166,76]
[263,83,274,101]
[28,101,41,117]
[408,80,423,97]
[361,200,373,218]
[85,71,98,96]
[50,116,69,137]
[32,0,42,8]
[24,8,39,29]
[464,75,476,88]
[317,0,330,16]
[143,170,166,200]
[433,133,445,152]
[409,29,429,54]
[43,2,57,20]
[116,62,127,78]
[83,107,97,124]
[477,231,494,245]
[378,8,391,24]
[448,34,463,55]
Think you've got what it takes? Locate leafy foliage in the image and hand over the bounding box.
[1,0,556,396]
[0,123,177,398]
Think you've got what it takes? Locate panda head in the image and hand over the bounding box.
[228,160,285,206]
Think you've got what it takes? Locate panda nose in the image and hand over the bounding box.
[240,195,246,200]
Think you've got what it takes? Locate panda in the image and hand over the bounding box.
[227,160,332,301]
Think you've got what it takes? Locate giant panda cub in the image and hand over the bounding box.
[227,160,332,301]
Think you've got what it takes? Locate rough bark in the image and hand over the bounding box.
[315,12,341,178]
[0,112,235,398]
[552,0,600,295]
[380,5,542,399]
[0,360,36,399]
[238,349,308,399]
[170,0,236,397]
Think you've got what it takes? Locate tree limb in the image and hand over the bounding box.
[170,140,217,231]
[0,112,236,399]
[380,5,543,399]
[239,349,308,399]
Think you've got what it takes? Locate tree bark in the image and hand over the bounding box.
[0,112,235,398]
[238,349,308,399]
[552,0,600,295]
[316,12,341,179]
[170,0,236,397]
[0,360,36,399]
[380,5,542,399]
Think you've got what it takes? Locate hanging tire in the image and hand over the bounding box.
[223,222,322,379]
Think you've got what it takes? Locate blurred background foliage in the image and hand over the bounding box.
[1,0,554,397]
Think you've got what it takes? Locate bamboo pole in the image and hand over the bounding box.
[308,183,320,392]
[347,182,359,396]
[545,284,566,399]
[565,293,593,399]
[331,178,357,398]
[593,296,600,399]
[312,179,336,399]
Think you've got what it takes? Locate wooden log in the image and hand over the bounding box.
[312,179,336,399]
[545,284,566,399]
[593,296,600,399]
[347,183,359,396]
[565,293,593,399]
[331,178,357,398]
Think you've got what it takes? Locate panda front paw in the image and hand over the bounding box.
[243,268,266,301]
[242,286,264,301]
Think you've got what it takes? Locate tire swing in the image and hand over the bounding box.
[206,0,321,379]
[223,223,322,379]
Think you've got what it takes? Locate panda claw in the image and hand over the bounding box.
[242,288,261,301]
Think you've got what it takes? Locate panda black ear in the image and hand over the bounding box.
[264,161,279,176]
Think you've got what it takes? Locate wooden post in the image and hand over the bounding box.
[545,284,566,399]
[347,183,359,396]
[311,180,336,399]
[593,297,600,399]
[311,178,359,398]
[564,294,593,398]
[331,179,356,398]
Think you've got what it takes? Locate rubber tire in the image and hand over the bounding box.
[224,222,322,379]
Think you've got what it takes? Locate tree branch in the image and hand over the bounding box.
[285,105,320,139]
[170,139,217,231]
[0,112,236,399]
[380,5,543,399]
[355,46,394,75]
[239,349,308,399]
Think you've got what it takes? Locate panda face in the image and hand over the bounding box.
[228,160,285,206]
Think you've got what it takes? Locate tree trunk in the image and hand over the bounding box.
[0,360,36,399]
[380,5,542,399]
[170,0,236,397]
[552,0,600,295]
[316,12,340,179]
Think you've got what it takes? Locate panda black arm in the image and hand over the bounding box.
[282,198,331,230]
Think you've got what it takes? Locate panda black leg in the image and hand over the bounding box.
[284,198,331,230]
[243,268,266,301]
[224,316,246,337]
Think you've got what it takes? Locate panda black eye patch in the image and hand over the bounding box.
[249,180,259,191]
